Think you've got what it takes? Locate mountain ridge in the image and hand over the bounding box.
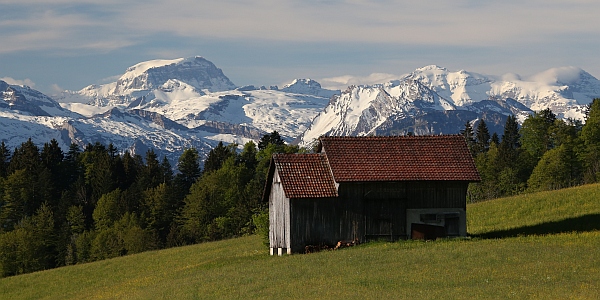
[2,56,599,165]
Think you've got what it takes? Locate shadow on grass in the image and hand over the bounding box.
[475,213,600,239]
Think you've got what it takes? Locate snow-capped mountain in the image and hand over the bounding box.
[296,66,600,147]
[54,56,237,107]
[403,65,599,119]
[281,79,340,98]
[2,56,599,164]
[53,57,338,144]
[1,57,339,163]
[1,80,73,117]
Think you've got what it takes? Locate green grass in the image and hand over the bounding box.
[2,184,600,299]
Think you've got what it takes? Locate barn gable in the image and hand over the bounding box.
[265,135,480,255]
[268,153,338,199]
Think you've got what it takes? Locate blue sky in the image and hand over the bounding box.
[1,0,599,94]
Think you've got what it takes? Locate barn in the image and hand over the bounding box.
[263,135,481,255]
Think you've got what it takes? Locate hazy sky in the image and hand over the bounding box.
[1,0,599,94]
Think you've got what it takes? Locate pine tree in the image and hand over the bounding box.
[498,115,521,170]
[0,142,10,178]
[40,139,64,174]
[491,132,500,146]
[474,119,491,154]
[203,142,235,174]
[8,138,41,175]
[160,156,173,185]
[460,121,476,156]
[258,131,285,150]
[176,148,200,190]
[138,149,162,190]
[581,98,600,182]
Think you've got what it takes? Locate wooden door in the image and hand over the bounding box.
[364,199,405,241]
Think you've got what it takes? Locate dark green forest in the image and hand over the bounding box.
[466,99,600,201]
[0,98,599,278]
[0,131,298,277]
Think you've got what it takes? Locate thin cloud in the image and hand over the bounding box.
[320,73,404,90]
[1,77,36,87]
[2,1,600,54]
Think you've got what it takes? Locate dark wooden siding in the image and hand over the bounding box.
[405,181,468,210]
[276,180,469,253]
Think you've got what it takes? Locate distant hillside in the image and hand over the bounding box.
[1,184,599,299]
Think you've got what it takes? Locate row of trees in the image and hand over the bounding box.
[465,98,600,201]
[0,131,294,277]
[2,98,599,277]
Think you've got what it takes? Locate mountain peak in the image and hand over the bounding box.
[281,78,339,97]
[415,65,448,73]
[116,56,236,93]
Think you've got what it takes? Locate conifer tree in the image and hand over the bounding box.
[258,131,285,150]
[581,98,600,182]
[176,148,201,189]
[0,142,10,178]
[203,142,235,174]
[460,121,476,156]
[474,119,491,155]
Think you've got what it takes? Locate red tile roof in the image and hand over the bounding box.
[272,153,338,199]
[319,135,480,182]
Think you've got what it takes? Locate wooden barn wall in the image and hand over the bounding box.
[283,181,470,253]
[404,181,468,210]
[269,169,290,250]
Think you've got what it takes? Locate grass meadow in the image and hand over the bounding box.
[1,184,599,299]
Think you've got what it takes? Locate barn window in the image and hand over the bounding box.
[420,213,440,223]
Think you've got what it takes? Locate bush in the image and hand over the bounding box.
[251,208,269,245]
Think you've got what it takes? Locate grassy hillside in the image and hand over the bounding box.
[1,184,600,299]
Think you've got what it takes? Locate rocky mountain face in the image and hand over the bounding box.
[1,57,338,163]
[1,80,72,117]
[2,57,599,165]
[54,56,237,107]
[295,66,600,147]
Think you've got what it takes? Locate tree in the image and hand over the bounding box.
[81,143,115,204]
[473,119,491,155]
[500,115,520,151]
[0,202,55,277]
[498,115,521,172]
[460,121,476,156]
[93,188,125,231]
[467,143,502,202]
[238,141,258,171]
[160,156,173,185]
[580,98,600,182]
[119,151,140,191]
[203,142,235,174]
[491,132,500,146]
[8,138,40,175]
[0,169,35,231]
[142,183,177,244]
[520,109,557,161]
[40,139,64,174]
[258,131,285,150]
[137,149,162,190]
[175,148,201,194]
[0,142,10,178]
[527,144,580,192]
